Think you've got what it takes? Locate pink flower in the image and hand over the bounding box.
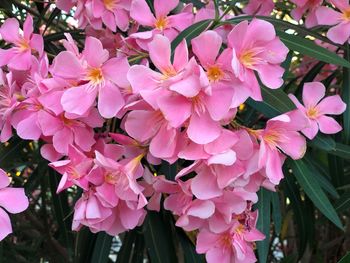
[0,70,21,142]
[87,151,147,208]
[196,211,264,263]
[289,82,346,139]
[51,36,127,118]
[0,169,29,241]
[227,19,288,100]
[127,34,189,97]
[316,1,350,44]
[124,108,182,163]
[243,0,275,16]
[86,0,131,31]
[291,0,323,28]
[0,15,43,70]
[191,30,250,107]
[130,0,193,45]
[256,110,308,184]
[49,145,93,193]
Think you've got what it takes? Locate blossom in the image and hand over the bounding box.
[51,36,127,118]
[243,0,275,16]
[255,110,308,184]
[196,211,264,263]
[289,82,346,139]
[227,19,289,100]
[291,0,323,28]
[316,1,350,44]
[130,0,193,46]
[0,169,29,241]
[0,15,43,70]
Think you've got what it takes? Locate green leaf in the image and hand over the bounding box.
[343,45,350,144]
[247,86,295,118]
[90,232,113,263]
[308,134,336,152]
[338,252,350,263]
[143,211,177,263]
[116,231,137,263]
[256,188,272,263]
[304,156,339,199]
[277,31,350,68]
[335,191,350,212]
[288,159,343,230]
[282,173,310,258]
[271,192,282,235]
[171,19,212,52]
[178,229,205,263]
[48,168,74,259]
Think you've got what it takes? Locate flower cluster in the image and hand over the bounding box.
[0,0,346,262]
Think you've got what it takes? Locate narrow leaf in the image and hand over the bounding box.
[90,232,113,263]
[256,188,272,263]
[277,31,350,68]
[289,159,343,230]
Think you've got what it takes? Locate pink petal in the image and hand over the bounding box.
[191,168,222,200]
[154,0,178,17]
[278,131,306,160]
[0,18,20,43]
[23,15,34,40]
[316,7,342,26]
[83,37,109,67]
[301,120,319,139]
[53,128,74,154]
[187,112,222,144]
[302,82,325,108]
[0,170,9,189]
[196,229,220,253]
[127,65,162,93]
[61,85,97,116]
[327,22,350,45]
[169,75,201,97]
[130,0,156,27]
[157,93,192,128]
[51,51,84,79]
[150,124,177,159]
[148,34,173,74]
[192,30,222,67]
[205,85,233,121]
[17,113,41,140]
[255,64,284,89]
[37,111,62,136]
[0,208,12,241]
[207,150,237,166]
[317,115,342,134]
[0,188,28,213]
[173,39,188,71]
[317,95,346,115]
[103,57,130,87]
[124,110,162,142]
[98,82,125,118]
[187,200,215,219]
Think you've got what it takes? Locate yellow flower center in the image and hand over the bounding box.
[206,65,224,82]
[105,171,122,184]
[154,16,168,30]
[235,224,245,234]
[17,38,30,52]
[103,0,118,11]
[342,9,350,21]
[240,49,256,67]
[86,67,104,85]
[263,130,281,147]
[306,107,319,119]
[219,233,232,249]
